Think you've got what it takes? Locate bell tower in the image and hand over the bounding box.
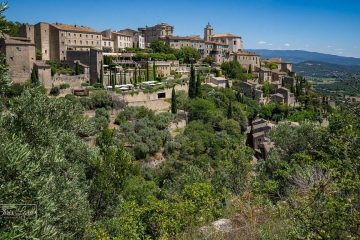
[204,22,213,42]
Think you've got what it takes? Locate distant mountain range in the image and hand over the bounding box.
[247,49,360,66]
[293,61,360,77]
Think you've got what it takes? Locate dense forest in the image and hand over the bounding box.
[1,4,360,240]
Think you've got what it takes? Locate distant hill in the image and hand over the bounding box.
[247,49,360,66]
[293,61,360,77]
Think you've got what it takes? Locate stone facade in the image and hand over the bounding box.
[66,48,103,84]
[275,87,295,106]
[0,36,35,84]
[138,23,174,46]
[164,35,228,64]
[231,51,261,71]
[34,61,52,88]
[21,22,103,61]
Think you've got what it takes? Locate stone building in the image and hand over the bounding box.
[258,67,272,83]
[231,51,261,71]
[275,87,295,106]
[138,23,174,46]
[49,23,102,61]
[163,35,228,64]
[271,93,285,104]
[268,58,292,72]
[204,23,243,53]
[101,37,114,52]
[0,36,35,83]
[34,61,52,88]
[118,29,145,49]
[66,48,103,84]
[102,29,141,52]
[251,119,274,150]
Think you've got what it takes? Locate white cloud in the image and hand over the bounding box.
[335,48,344,51]
[257,41,267,44]
[284,43,291,47]
[327,45,333,48]
[268,43,273,46]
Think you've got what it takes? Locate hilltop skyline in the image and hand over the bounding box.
[5,0,360,58]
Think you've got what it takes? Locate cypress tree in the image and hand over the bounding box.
[111,75,115,90]
[225,79,230,88]
[134,68,137,85]
[188,63,196,98]
[75,61,81,75]
[31,68,39,85]
[195,72,201,97]
[171,87,177,114]
[248,65,252,74]
[109,67,112,87]
[99,61,104,85]
[153,60,156,81]
[227,101,233,119]
[146,61,149,81]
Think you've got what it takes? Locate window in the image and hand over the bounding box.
[45,50,47,54]
[68,40,70,43]
[234,40,237,45]
[80,40,82,44]
[74,33,76,37]
[80,34,82,37]
[157,92,166,99]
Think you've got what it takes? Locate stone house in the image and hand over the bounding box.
[0,35,35,84]
[231,51,260,71]
[275,87,295,106]
[138,23,174,46]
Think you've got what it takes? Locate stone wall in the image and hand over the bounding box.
[121,84,188,103]
[52,74,88,88]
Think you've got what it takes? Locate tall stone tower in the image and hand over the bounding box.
[204,22,213,42]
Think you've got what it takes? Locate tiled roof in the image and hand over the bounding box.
[51,23,99,33]
[233,51,259,56]
[1,36,34,46]
[211,33,240,38]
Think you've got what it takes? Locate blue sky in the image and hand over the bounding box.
[5,0,360,58]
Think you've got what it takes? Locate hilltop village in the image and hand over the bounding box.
[0,21,317,159]
[1,4,359,239]
[1,22,295,103]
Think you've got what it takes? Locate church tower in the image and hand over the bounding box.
[204,22,213,42]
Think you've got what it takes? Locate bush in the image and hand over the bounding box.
[92,83,104,89]
[60,83,70,89]
[91,91,112,109]
[50,86,60,96]
[5,83,25,97]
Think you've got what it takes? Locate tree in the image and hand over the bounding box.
[227,101,233,119]
[36,48,42,60]
[171,87,177,114]
[202,56,215,66]
[146,61,149,81]
[195,72,201,97]
[221,58,247,80]
[75,61,81,75]
[188,64,196,98]
[153,60,156,81]
[175,46,201,64]
[99,61,104,85]
[31,67,39,85]
[248,64,252,74]
[0,53,11,96]
[150,40,172,54]
[134,67,137,85]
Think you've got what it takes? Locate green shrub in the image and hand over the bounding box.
[50,86,60,96]
[60,83,70,89]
